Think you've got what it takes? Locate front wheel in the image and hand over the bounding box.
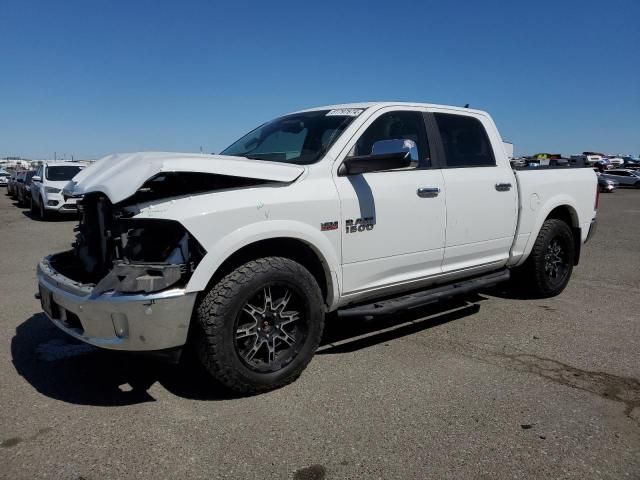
[195,257,325,394]
[515,219,575,298]
[38,196,49,221]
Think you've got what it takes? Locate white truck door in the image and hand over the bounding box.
[431,111,518,272]
[334,108,446,294]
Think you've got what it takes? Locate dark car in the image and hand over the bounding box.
[622,158,640,170]
[16,170,36,206]
[7,171,19,196]
[597,174,617,193]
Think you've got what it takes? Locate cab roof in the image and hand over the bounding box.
[42,161,87,167]
[294,101,488,116]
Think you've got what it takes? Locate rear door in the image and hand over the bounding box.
[334,107,446,295]
[428,110,518,272]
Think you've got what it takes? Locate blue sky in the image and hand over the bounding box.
[1,0,638,159]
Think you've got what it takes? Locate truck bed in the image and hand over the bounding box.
[509,167,597,267]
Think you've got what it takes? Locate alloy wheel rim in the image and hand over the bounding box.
[234,284,307,373]
[544,237,568,283]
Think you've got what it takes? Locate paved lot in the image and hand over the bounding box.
[1,188,639,479]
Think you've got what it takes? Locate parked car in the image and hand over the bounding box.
[608,157,625,167]
[30,162,86,220]
[597,174,617,193]
[593,159,613,171]
[0,171,9,187]
[37,102,598,393]
[600,169,640,187]
[12,170,29,201]
[16,170,36,206]
[571,154,603,166]
[621,157,640,169]
[7,171,19,196]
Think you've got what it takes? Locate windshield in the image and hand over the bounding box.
[46,165,84,181]
[220,109,362,165]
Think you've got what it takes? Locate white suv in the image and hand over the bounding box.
[30,162,86,220]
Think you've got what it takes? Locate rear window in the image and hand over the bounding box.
[46,165,84,181]
[434,113,496,167]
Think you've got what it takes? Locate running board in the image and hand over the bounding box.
[338,269,510,318]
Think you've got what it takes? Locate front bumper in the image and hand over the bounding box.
[44,193,79,213]
[37,256,197,351]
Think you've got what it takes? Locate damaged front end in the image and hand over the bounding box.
[50,191,206,295]
[37,169,284,352]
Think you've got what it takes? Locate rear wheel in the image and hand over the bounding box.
[195,257,324,394]
[515,219,575,298]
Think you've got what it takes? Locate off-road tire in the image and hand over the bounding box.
[195,257,324,394]
[515,219,575,298]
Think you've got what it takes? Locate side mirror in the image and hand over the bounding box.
[32,175,41,182]
[338,138,416,175]
[339,151,411,175]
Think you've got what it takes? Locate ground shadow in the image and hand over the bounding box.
[20,209,78,222]
[12,294,489,406]
[318,295,487,354]
[11,314,237,407]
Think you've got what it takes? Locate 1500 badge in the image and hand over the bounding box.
[345,217,375,234]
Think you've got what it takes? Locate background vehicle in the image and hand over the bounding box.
[30,161,85,220]
[571,153,603,166]
[600,169,640,187]
[37,102,598,394]
[0,171,9,187]
[16,170,35,206]
[593,159,613,171]
[621,156,640,169]
[608,157,624,167]
[12,171,29,200]
[7,171,19,196]
[597,174,617,192]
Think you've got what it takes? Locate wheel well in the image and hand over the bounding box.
[546,205,581,265]
[207,238,332,307]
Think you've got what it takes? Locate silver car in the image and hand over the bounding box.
[601,169,640,187]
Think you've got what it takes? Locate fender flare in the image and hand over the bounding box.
[515,194,579,267]
[185,220,342,309]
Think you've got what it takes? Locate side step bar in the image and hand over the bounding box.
[338,269,510,318]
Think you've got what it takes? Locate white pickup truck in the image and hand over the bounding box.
[37,102,598,393]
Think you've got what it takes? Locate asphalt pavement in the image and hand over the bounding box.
[1,188,639,479]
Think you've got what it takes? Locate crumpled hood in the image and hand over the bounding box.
[66,151,305,203]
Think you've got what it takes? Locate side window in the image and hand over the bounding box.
[434,113,496,168]
[348,111,431,169]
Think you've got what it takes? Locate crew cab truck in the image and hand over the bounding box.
[36,102,598,394]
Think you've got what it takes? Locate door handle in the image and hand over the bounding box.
[417,187,440,198]
[495,183,512,192]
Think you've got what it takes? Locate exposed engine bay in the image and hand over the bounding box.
[50,172,270,294]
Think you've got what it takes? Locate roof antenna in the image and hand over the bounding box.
[464,103,469,108]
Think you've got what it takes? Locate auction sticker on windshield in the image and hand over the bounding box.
[326,109,363,117]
